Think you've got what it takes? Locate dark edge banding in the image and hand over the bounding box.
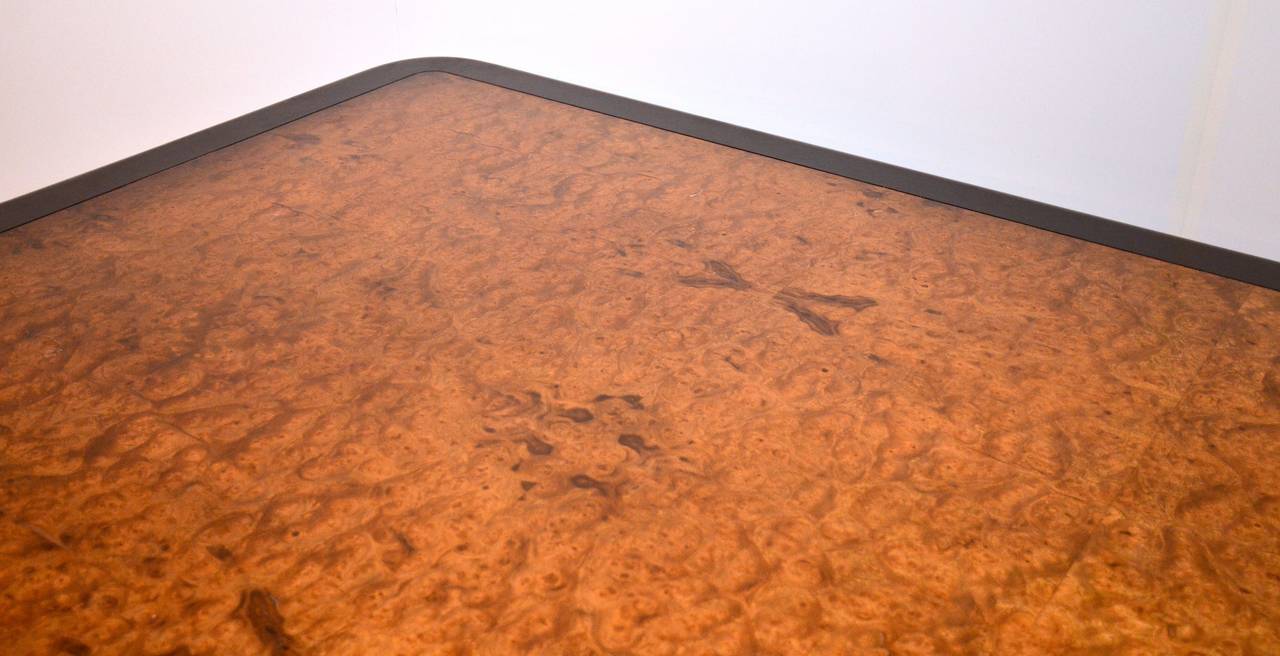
[1,57,1276,291]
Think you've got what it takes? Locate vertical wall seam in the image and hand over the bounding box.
[392,0,404,61]
[1175,0,1246,241]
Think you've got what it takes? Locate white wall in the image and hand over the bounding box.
[2,0,1276,261]
[0,0,399,201]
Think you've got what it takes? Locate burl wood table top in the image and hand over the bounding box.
[1,72,1278,655]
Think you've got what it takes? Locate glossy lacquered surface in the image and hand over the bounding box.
[1,73,1278,654]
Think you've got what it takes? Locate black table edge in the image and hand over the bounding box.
[1,56,1276,291]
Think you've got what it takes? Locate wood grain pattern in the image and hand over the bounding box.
[1,72,1277,654]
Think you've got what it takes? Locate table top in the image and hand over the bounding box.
[1,71,1277,654]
